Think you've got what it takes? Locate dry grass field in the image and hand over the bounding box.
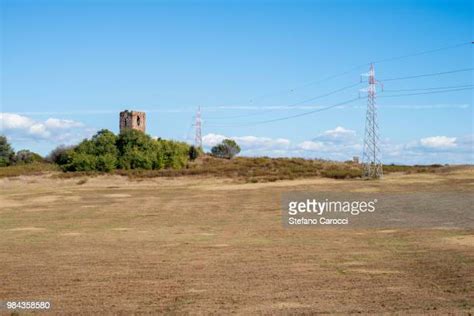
[0,167,473,314]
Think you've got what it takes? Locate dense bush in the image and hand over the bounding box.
[66,152,98,171]
[211,139,241,159]
[165,140,191,168]
[0,135,15,167]
[116,129,156,169]
[0,136,43,166]
[60,129,118,171]
[13,150,44,164]
[188,145,200,161]
[47,145,76,165]
[57,129,190,172]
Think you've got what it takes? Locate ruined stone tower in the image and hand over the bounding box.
[119,110,146,133]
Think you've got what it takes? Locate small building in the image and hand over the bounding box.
[119,110,146,133]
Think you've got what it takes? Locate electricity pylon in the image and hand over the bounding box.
[361,64,383,179]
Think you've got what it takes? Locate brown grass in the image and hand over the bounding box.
[0,170,472,314]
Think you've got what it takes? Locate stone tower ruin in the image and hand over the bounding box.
[119,110,146,133]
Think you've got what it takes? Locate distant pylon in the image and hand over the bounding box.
[361,64,383,179]
[194,106,202,149]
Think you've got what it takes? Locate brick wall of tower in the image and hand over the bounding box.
[119,110,146,133]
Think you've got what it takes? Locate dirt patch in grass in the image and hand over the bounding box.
[103,193,132,198]
[7,227,47,232]
[444,235,474,247]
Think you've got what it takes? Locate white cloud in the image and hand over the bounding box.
[0,113,35,129]
[202,128,472,164]
[420,136,457,149]
[313,126,357,144]
[202,127,361,160]
[202,133,290,150]
[0,112,88,142]
[28,123,51,138]
[44,118,83,129]
[380,135,473,164]
[234,136,290,149]
[298,140,325,151]
[202,133,227,147]
[296,127,361,159]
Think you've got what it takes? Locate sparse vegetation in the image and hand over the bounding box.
[0,162,60,178]
[383,163,454,174]
[321,164,363,179]
[111,157,466,182]
[113,156,364,182]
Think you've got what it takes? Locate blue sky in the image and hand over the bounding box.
[1,0,472,164]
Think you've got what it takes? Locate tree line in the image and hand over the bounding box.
[0,129,241,171]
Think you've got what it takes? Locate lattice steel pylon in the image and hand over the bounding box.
[361,64,383,179]
[194,106,202,149]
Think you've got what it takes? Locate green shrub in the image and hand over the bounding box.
[211,139,241,159]
[91,129,118,156]
[96,153,117,172]
[188,145,200,161]
[117,129,156,169]
[159,139,190,169]
[118,149,154,170]
[64,152,97,171]
[47,145,76,165]
[13,149,44,164]
[52,129,191,172]
[116,129,153,154]
[0,135,15,167]
[60,129,118,172]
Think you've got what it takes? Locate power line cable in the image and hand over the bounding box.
[199,43,472,129]
[380,68,473,82]
[206,97,360,127]
[206,80,472,122]
[206,85,473,128]
[384,84,473,92]
[212,41,471,108]
[378,86,474,98]
[370,41,471,64]
[205,81,362,120]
